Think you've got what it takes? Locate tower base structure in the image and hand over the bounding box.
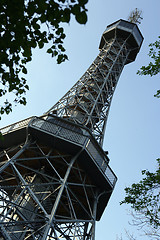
[0,116,117,240]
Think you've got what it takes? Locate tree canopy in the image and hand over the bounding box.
[137,36,160,97]
[0,0,88,119]
[121,159,160,234]
[121,36,160,238]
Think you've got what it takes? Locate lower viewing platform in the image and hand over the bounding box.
[0,115,117,220]
[29,116,117,188]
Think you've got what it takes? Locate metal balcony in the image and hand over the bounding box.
[28,115,117,189]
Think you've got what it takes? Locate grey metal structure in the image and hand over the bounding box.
[0,19,143,240]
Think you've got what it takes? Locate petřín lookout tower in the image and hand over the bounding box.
[0,19,143,240]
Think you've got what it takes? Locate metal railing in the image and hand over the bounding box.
[29,117,117,187]
[0,115,117,187]
[0,117,34,136]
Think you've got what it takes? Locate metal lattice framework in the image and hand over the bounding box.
[0,142,98,240]
[0,19,143,240]
[46,38,131,145]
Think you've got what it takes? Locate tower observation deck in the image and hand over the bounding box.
[0,19,143,240]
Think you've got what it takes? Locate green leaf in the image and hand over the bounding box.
[38,41,44,49]
[19,97,27,105]
[71,4,80,15]
[62,9,71,23]
[57,54,64,64]
[33,22,40,30]
[78,0,88,6]
[22,67,27,74]
[47,48,53,54]
[52,50,58,57]
[154,90,160,98]
[75,11,87,24]
[56,28,63,35]
[25,84,29,90]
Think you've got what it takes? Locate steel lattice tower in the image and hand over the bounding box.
[0,20,143,240]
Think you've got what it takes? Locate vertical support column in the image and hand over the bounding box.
[91,192,98,240]
[42,150,82,239]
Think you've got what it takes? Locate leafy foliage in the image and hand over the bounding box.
[121,159,160,236]
[121,37,160,239]
[137,36,160,97]
[0,0,88,119]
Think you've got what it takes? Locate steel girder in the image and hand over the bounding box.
[45,37,132,146]
[0,141,98,240]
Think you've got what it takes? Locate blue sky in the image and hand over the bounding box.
[1,0,160,239]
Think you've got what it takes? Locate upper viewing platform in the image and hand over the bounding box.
[99,19,144,64]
